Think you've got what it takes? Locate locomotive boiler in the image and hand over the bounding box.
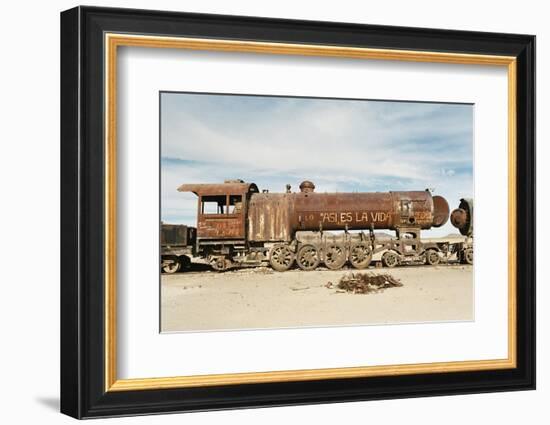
[172,179,467,272]
[247,181,449,242]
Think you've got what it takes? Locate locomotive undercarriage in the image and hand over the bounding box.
[199,228,473,272]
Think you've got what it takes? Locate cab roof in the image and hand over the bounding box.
[177,181,259,196]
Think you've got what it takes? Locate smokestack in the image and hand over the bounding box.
[299,180,315,193]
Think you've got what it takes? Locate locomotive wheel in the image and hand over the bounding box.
[464,248,474,265]
[179,255,191,270]
[162,257,181,274]
[349,243,372,269]
[425,249,440,266]
[382,251,399,268]
[296,244,320,271]
[269,244,295,272]
[210,256,231,272]
[324,243,347,270]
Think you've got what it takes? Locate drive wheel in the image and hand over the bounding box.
[162,257,181,274]
[324,243,347,270]
[425,249,440,266]
[349,243,372,269]
[296,244,320,271]
[210,256,231,272]
[382,251,399,268]
[269,244,295,272]
[464,248,474,265]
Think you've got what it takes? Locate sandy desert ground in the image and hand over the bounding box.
[161,264,473,332]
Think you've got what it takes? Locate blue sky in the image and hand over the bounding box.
[160,92,473,237]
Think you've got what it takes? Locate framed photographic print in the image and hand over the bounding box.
[60,6,535,419]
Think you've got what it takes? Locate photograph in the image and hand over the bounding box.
[159,92,475,332]
[56,3,537,420]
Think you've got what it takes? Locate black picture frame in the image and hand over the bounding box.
[61,5,535,419]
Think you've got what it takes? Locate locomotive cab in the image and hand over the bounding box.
[177,180,259,245]
[198,193,246,239]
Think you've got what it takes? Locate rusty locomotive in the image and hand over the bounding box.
[160,180,473,273]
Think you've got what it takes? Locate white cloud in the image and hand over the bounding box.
[160,93,473,237]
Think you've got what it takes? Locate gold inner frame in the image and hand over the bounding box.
[104,33,517,392]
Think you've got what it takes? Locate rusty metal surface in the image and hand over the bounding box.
[198,214,244,239]
[247,190,448,242]
[298,180,316,193]
[296,191,446,231]
[178,182,260,239]
[177,182,259,196]
[293,192,392,231]
[432,195,450,227]
[178,180,451,246]
[293,191,437,231]
[161,223,194,246]
[450,208,468,229]
[248,193,293,242]
[451,198,474,236]
[161,224,195,261]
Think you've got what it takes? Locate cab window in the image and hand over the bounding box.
[201,195,226,214]
[228,195,243,214]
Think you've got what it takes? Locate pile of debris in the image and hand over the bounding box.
[326,272,403,294]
